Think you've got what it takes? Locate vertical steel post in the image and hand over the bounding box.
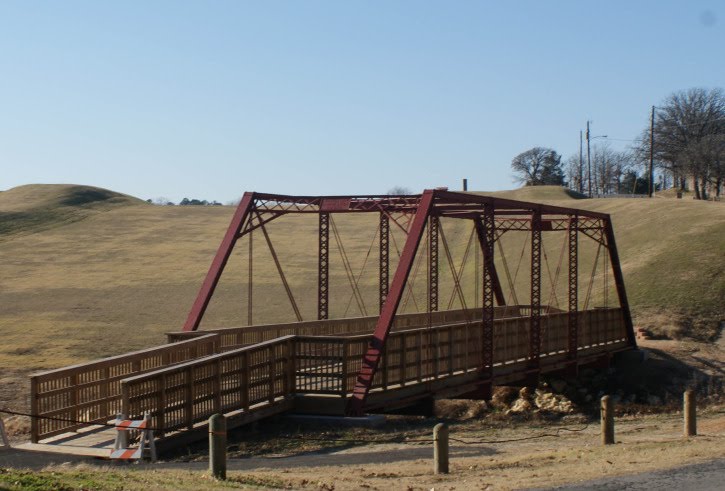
[474,217,506,306]
[379,213,389,313]
[529,209,542,370]
[247,231,253,326]
[602,217,636,346]
[428,215,439,313]
[568,215,578,359]
[183,193,255,331]
[481,207,495,376]
[318,213,330,320]
[347,190,436,416]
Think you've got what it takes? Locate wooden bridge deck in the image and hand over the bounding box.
[25,306,632,458]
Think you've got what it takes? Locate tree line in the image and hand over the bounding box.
[146,197,224,206]
[511,87,724,199]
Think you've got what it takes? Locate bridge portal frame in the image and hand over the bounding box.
[181,189,635,416]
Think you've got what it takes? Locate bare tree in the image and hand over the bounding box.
[511,147,565,186]
[564,154,582,193]
[637,87,725,198]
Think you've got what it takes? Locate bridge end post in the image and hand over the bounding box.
[182,193,255,332]
[603,216,636,348]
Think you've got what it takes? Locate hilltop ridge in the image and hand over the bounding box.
[0,184,146,237]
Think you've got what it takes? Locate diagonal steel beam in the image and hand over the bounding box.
[474,216,506,306]
[346,190,436,416]
[603,217,637,347]
[183,192,255,331]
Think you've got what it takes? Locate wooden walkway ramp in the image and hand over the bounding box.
[23,306,631,457]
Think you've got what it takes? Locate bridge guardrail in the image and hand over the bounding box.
[120,336,295,436]
[42,307,625,441]
[30,334,220,442]
[165,305,558,351]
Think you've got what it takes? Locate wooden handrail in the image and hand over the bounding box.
[30,334,220,442]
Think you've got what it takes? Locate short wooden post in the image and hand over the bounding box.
[0,416,10,447]
[600,395,614,445]
[209,414,227,480]
[433,423,449,474]
[684,390,696,437]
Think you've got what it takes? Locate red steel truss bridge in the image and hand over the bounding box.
[24,189,636,456]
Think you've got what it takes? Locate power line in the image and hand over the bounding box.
[0,407,590,447]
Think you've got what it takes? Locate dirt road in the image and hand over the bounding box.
[2,410,722,490]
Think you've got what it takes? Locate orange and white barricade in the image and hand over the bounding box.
[110,413,156,462]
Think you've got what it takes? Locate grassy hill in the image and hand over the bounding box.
[0,184,146,237]
[0,184,722,374]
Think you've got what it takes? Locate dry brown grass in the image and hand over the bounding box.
[0,184,723,409]
[1,410,723,490]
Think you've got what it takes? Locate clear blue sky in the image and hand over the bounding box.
[1,1,723,202]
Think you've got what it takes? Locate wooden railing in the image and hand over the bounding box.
[30,334,220,442]
[296,308,626,397]
[121,336,295,436]
[120,308,626,435]
[166,305,560,350]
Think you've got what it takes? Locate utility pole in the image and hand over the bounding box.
[586,121,592,197]
[649,105,655,197]
[579,130,584,194]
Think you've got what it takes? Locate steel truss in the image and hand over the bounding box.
[181,189,635,415]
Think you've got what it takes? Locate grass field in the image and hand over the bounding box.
[0,184,722,378]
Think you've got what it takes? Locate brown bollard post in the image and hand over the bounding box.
[601,396,614,445]
[684,390,697,437]
[209,414,227,480]
[433,423,449,474]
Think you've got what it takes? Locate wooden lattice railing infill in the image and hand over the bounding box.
[30,334,220,442]
[121,336,295,436]
[165,305,560,351]
[120,307,626,436]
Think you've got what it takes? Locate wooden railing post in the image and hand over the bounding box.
[268,347,276,403]
[447,325,454,376]
[286,338,295,395]
[341,339,349,397]
[30,377,39,443]
[69,373,79,429]
[185,367,194,430]
[417,331,423,382]
[213,358,222,413]
[241,351,250,411]
[100,367,110,419]
[158,374,167,436]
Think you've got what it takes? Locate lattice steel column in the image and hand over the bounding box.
[379,213,389,313]
[567,215,578,359]
[318,212,330,320]
[428,215,439,313]
[481,207,495,375]
[529,210,542,368]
